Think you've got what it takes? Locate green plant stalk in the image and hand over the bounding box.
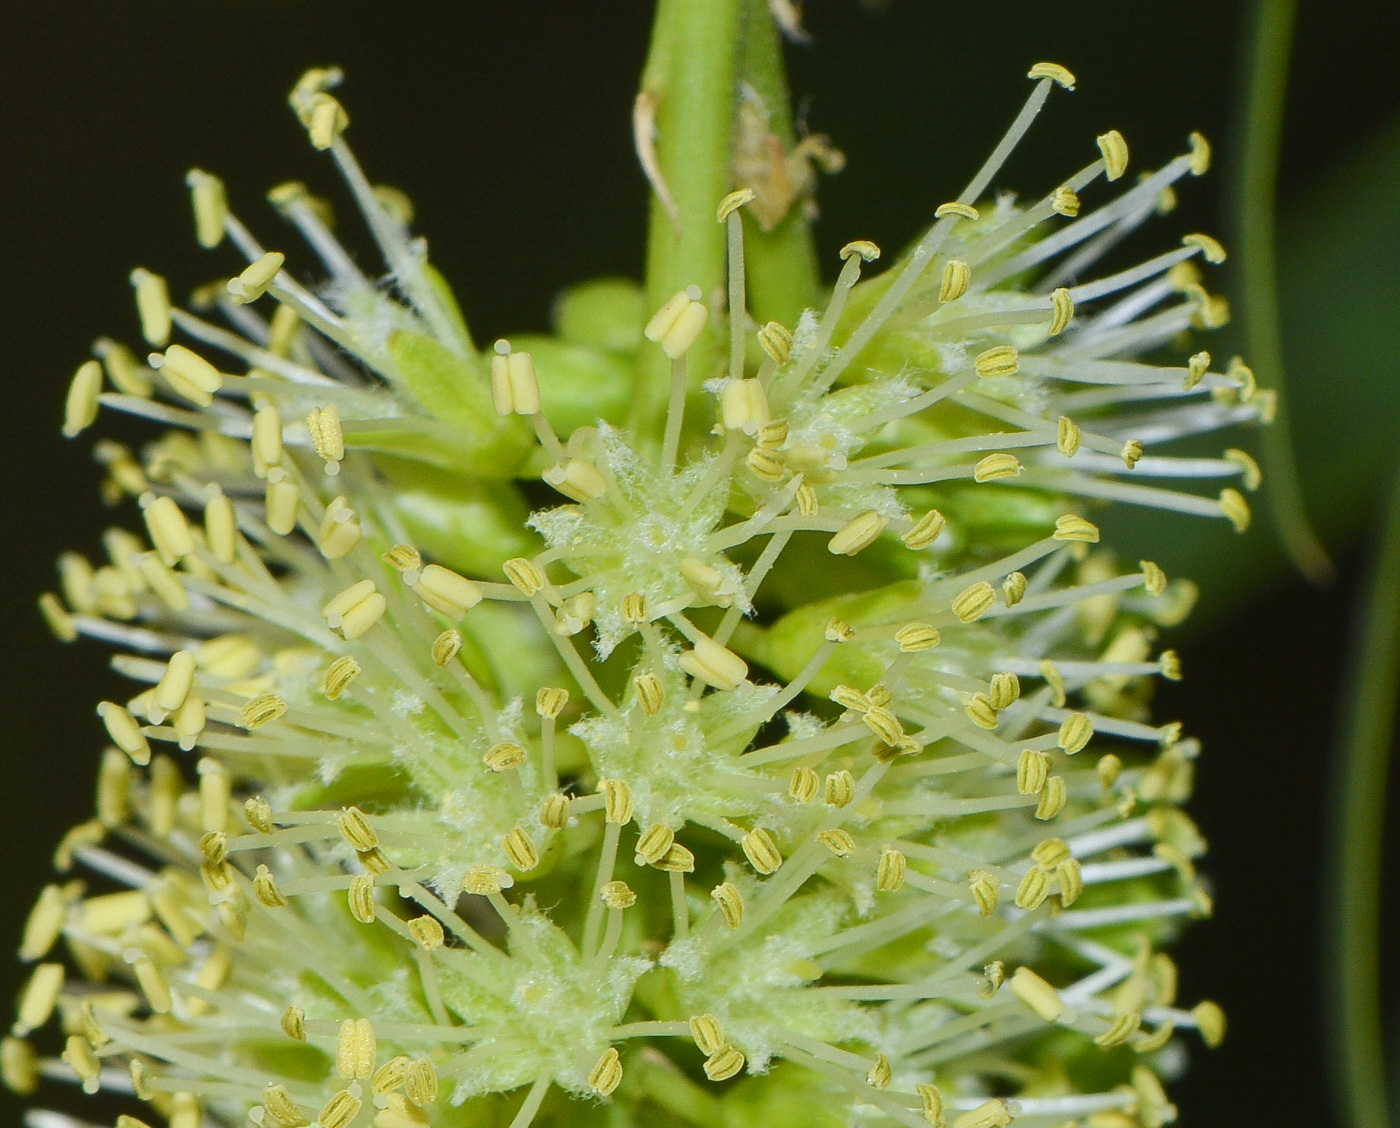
[1326,459,1400,1128]
[1236,0,1334,583]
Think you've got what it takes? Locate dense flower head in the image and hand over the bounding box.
[13,59,1255,1128]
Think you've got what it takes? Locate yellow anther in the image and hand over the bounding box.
[1011,966,1064,1022]
[953,580,996,623]
[540,792,570,830]
[306,92,349,150]
[601,778,634,824]
[988,672,1020,710]
[204,489,239,564]
[1121,438,1145,469]
[1017,749,1051,795]
[631,671,666,717]
[1218,487,1251,532]
[132,954,172,1013]
[1183,232,1227,264]
[97,701,150,766]
[503,556,546,596]
[938,258,971,303]
[877,847,907,892]
[1193,1000,1227,1047]
[720,378,771,435]
[757,320,794,364]
[839,239,881,262]
[703,1043,746,1082]
[1035,775,1068,820]
[1180,130,1213,178]
[901,511,947,553]
[1227,355,1258,401]
[94,338,154,397]
[1002,571,1028,607]
[746,446,786,481]
[227,252,285,305]
[867,684,893,708]
[1158,649,1183,682]
[62,1034,100,1093]
[1014,866,1051,912]
[185,169,228,249]
[1028,61,1076,89]
[383,543,422,577]
[968,871,999,916]
[758,418,789,449]
[268,302,301,357]
[1051,184,1081,217]
[129,268,171,347]
[38,592,76,643]
[824,618,855,643]
[482,741,526,773]
[1,1036,38,1097]
[794,480,819,516]
[262,468,299,535]
[716,187,756,222]
[335,1017,376,1081]
[1092,1010,1143,1050]
[63,360,103,438]
[818,828,855,857]
[711,881,744,928]
[821,769,855,809]
[544,457,608,502]
[742,827,783,874]
[15,963,64,1035]
[828,509,888,556]
[679,635,748,691]
[935,201,979,221]
[151,650,197,721]
[322,655,362,701]
[304,404,345,473]
[144,495,195,566]
[1097,129,1130,180]
[414,564,484,620]
[654,841,696,872]
[331,806,377,852]
[1058,712,1094,753]
[502,825,539,872]
[973,452,1022,482]
[1181,349,1211,391]
[974,345,1019,378]
[588,1047,623,1096]
[1043,289,1075,338]
[344,874,376,923]
[1224,448,1262,491]
[323,579,387,640]
[276,1004,307,1042]
[490,347,542,416]
[19,884,76,962]
[262,1085,309,1128]
[250,403,284,478]
[239,693,287,730]
[963,693,998,730]
[635,823,675,866]
[1053,513,1100,543]
[404,1059,438,1106]
[862,704,905,745]
[689,1013,725,1056]
[679,557,739,607]
[253,864,288,908]
[461,864,512,896]
[917,1082,946,1128]
[600,880,636,910]
[867,1052,892,1089]
[788,766,819,803]
[1031,838,1071,869]
[317,1090,361,1128]
[371,1057,410,1097]
[644,287,709,360]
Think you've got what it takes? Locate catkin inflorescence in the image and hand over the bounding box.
[19,62,1249,1128]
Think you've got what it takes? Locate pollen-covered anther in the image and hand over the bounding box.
[974,452,1022,482]
[720,378,771,436]
[644,287,708,360]
[600,880,636,910]
[227,251,286,304]
[1036,776,1068,820]
[939,258,971,303]
[1053,514,1100,543]
[601,778,635,824]
[483,742,526,773]
[742,827,783,874]
[1017,749,1051,794]
[1028,61,1076,89]
[1051,184,1081,216]
[1010,966,1065,1022]
[968,871,999,916]
[974,345,1019,378]
[1183,232,1227,264]
[952,580,996,623]
[935,201,979,221]
[1121,439,1145,469]
[757,321,794,364]
[902,508,946,549]
[1218,487,1252,532]
[403,915,444,951]
[1097,129,1130,180]
[877,847,907,891]
[98,701,150,766]
[711,881,744,927]
[317,1090,362,1128]
[544,458,608,501]
[1048,286,1075,335]
[829,509,888,556]
[304,404,345,474]
[503,556,546,596]
[462,864,513,895]
[818,828,855,857]
[788,766,819,803]
[336,1017,376,1081]
[1058,712,1094,753]
[679,635,748,691]
[502,825,540,871]
[490,344,542,417]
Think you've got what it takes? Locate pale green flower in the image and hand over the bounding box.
[10,33,1254,1128]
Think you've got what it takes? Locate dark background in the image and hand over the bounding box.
[2,3,1398,1125]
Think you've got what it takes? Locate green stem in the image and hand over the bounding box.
[630,0,820,441]
[1236,0,1334,583]
[1326,459,1400,1128]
